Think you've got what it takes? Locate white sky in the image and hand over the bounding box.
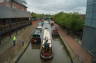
[26,0,87,14]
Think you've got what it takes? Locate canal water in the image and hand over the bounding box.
[17,38,71,63]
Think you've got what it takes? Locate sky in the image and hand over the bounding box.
[25,0,87,14]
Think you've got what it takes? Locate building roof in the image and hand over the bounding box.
[0,6,31,19]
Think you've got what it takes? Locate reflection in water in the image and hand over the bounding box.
[18,38,71,63]
[41,59,52,63]
[31,43,41,49]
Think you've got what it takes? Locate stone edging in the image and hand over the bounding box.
[58,31,82,63]
[13,40,30,63]
[12,24,38,63]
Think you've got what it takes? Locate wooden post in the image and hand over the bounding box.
[9,19,11,38]
[0,38,1,45]
[9,32,11,38]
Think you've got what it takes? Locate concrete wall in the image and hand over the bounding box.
[85,0,96,28]
[82,0,96,62]
[82,26,96,56]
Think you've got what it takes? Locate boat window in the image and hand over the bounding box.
[33,35,40,38]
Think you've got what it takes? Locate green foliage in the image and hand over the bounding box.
[31,12,52,18]
[31,12,44,18]
[53,12,85,32]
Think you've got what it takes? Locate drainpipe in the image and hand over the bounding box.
[10,0,13,8]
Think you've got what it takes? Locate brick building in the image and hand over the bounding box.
[0,0,31,36]
[0,0,27,11]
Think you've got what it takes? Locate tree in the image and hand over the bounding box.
[53,12,85,32]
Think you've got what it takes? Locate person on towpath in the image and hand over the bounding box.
[12,35,16,46]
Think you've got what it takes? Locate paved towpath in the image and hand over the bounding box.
[55,24,92,63]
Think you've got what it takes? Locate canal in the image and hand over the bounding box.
[17,37,71,63]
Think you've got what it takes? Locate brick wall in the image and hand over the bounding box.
[12,2,27,11]
[0,2,27,11]
[0,2,10,7]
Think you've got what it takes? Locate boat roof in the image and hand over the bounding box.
[36,26,42,29]
[42,29,52,47]
[33,29,41,35]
